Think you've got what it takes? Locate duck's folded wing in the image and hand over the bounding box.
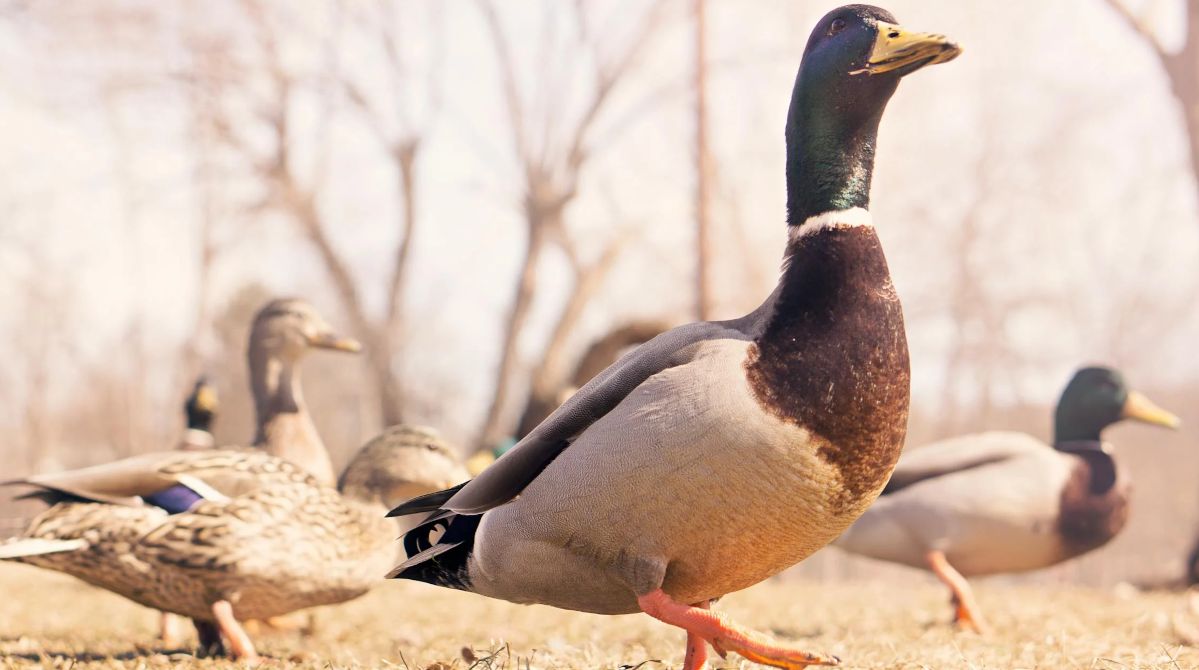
[4,449,289,508]
[443,321,740,515]
[882,431,1046,495]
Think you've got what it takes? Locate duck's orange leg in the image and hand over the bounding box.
[160,611,185,647]
[638,589,839,670]
[211,600,260,663]
[681,600,710,670]
[925,550,988,634]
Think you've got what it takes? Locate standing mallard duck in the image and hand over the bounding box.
[834,366,1180,632]
[389,7,959,669]
[246,298,361,486]
[1,425,465,662]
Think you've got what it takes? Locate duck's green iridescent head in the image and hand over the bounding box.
[1053,366,1180,443]
[786,5,960,225]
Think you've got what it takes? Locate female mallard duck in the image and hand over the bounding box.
[246,298,361,486]
[1,425,466,662]
[389,7,959,669]
[178,376,219,450]
[834,366,1180,632]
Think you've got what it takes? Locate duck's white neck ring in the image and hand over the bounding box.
[788,207,873,243]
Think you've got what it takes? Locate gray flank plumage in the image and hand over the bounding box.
[443,319,760,515]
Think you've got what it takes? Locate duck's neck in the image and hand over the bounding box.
[1053,418,1105,446]
[770,76,892,334]
[784,74,889,227]
[1054,419,1116,495]
[248,346,336,487]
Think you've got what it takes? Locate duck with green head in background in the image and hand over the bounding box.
[835,366,1180,633]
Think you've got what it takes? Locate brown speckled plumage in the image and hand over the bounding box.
[9,451,393,622]
[3,426,467,640]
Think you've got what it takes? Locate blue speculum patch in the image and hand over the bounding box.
[143,485,204,514]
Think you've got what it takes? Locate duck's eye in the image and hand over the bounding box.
[828,18,846,36]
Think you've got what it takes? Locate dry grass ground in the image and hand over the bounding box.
[1,563,1197,670]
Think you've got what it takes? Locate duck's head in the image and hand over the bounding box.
[1054,366,1181,443]
[248,298,361,363]
[338,425,470,508]
[786,5,960,224]
[184,375,219,432]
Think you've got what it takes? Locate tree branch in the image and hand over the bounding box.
[1101,0,1170,63]
[477,0,531,166]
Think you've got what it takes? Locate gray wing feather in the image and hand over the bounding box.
[884,431,1048,495]
[4,452,191,505]
[4,449,280,507]
[446,321,743,514]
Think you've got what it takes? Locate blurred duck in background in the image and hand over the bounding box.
[467,321,674,476]
[465,440,514,477]
[245,298,361,486]
[0,425,467,662]
[160,375,222,645]
[835,366,1180,633]
[178,376,219,451]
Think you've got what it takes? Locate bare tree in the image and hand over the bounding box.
[185,0,442,426]
[175,44,231,393]
[514,319,671,439]
[693,0,714,320]
[1102,0,1199,209]
[475,0,670,447]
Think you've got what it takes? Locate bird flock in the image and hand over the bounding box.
[0,6,1185,670]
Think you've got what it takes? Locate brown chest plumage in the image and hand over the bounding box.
[745,226,910,512]
[1056,450,1129,557]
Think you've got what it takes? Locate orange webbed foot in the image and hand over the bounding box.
[212,600,260,664]
[639,589,839,670]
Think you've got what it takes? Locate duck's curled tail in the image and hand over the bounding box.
[386,482,480,590]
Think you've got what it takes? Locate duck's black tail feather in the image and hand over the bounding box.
[386,481,468,518]
[387,507,480,590]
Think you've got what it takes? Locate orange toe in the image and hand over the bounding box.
[639,589,838,670]
[953,604,989,635]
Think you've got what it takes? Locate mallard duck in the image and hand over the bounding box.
[246,298,361,486]
[178,376,219,451]
[389,7,959,669]
[1,424,465,662]
[161,375,223,645]
[834,366,1180,632]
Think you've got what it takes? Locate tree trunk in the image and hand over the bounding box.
[693,0,714,320]
[478,217,548,447]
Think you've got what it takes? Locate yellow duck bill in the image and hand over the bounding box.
[1121,390,1182,429]
[850,22,961,76]
[310,333,362,353]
